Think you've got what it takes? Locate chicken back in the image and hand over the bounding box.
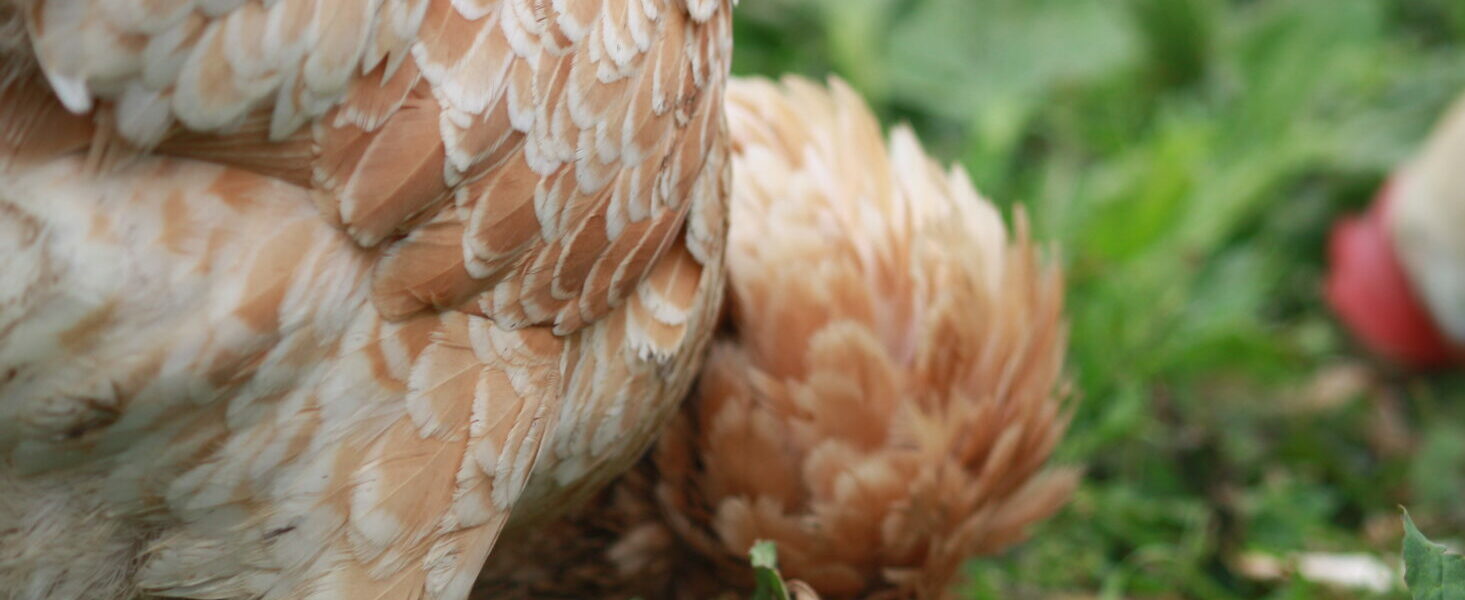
[0,1,732,599]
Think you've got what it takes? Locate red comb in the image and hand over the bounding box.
[1325,178,1456,369]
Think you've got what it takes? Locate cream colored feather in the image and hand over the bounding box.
[0,1,731,599]
[477,75,1077,600]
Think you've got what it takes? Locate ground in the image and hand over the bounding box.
[734,0,1465,598]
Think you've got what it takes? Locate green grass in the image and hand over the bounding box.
[732,0,1465,598]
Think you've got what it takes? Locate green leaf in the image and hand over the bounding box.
[750,540,791,600]
[1402,510,1465,600]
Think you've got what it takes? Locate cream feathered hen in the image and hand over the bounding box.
[476,76,1077,600]
[0,1,731,599]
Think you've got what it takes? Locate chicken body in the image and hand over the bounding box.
[679,77,1075,598]
[478,76,1077,600]
[0,1,731,599]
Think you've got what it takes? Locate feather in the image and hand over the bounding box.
[478,75,1074,600]
[0,2,731,599]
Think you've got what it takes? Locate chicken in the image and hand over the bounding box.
[475,75,1079,600]
[0,1,731,599]
[1327,94,1465,368]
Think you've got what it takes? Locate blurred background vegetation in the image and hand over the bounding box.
[730,0,1465,598]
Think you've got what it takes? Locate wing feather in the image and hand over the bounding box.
[5,0,731,334]
[0,3,730,598]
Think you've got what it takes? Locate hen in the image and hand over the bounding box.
[476,76,1078,600]
[1327,94,1465,368]
[0,1,731,599]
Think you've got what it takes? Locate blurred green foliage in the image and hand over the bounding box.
[732,0,1465,598]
